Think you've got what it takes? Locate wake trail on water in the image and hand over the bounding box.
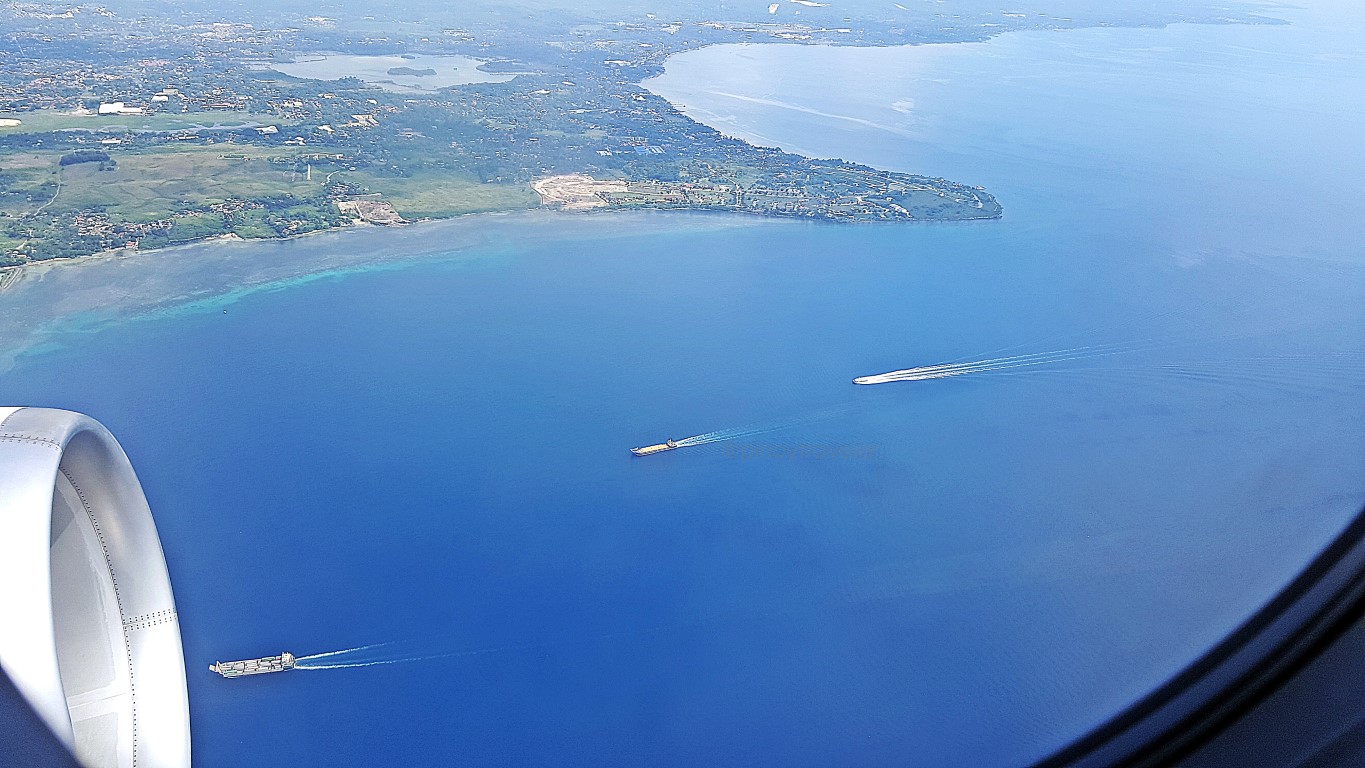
[292,621,702,673]
[885,290,1353,387]
[962,352,1365,396]
[675,423,794,447]
[855,323,1365,385]
[673,406,848,447]
[296,647,506,670]
[296,643,394,662]
[933,289,1330,372]
[934,305,1192,368]
[856,340,1177,383]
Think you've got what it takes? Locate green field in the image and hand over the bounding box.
[4,145,327,222]
[0,110,292,135]
[2,145,536,225]
[0,153,60,217]
[348,170,539,218]
[58,147,324,221]
[0,141,546,262]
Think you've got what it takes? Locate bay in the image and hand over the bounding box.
[3,3,1364,765]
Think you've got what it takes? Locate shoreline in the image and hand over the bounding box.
[0,224,358,295]
[10,18,1252,278]
[0,17,1270,368]
[0,207,772,372]
[2,177,1002,298]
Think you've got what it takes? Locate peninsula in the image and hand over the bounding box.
[0,0,1280,265]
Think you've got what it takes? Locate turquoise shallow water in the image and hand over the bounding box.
[3,5,1365,766]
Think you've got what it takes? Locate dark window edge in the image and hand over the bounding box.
[1035,504,1365,768]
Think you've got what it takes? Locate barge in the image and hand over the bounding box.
[630,439,679,456]
[210,652,296,678]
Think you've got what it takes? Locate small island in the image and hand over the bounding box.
[386,67,438,77]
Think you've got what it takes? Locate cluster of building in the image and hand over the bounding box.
[0,0,1022,266]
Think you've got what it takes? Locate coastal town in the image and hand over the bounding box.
[0,0,1279,264]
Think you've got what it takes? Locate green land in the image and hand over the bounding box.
[0,0,1280,266]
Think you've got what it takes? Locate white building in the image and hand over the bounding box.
[97,102,145,116]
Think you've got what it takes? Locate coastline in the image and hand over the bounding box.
[3,17,1257,369]
[6,10,1361,767]
[0,226,344,295]
[0,114,997,374]
[0,208,769,372]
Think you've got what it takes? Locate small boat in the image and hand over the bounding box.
[631,439,679,456]
[209,652,296,678]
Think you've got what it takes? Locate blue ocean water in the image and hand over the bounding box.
[4,4,1365,766]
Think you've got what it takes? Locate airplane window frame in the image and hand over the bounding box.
[1035,505,1365,767]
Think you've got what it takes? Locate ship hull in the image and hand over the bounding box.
[210,651,296,678]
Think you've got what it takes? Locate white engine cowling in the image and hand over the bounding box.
[0,407,190,768]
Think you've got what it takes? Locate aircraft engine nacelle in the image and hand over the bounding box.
[0,407,190,768]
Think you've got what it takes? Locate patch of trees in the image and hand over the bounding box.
[59,150,111,166]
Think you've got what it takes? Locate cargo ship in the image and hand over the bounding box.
[631,439,679,456]
[209,652,296,678]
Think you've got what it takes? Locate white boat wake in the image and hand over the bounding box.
[853,337,1198,385]
[292,623,683,672]
[296,647,505,671]
[673,407,847,447]
[855,345,1365,387]
[675,422,797,447]
[295,643,393,662]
